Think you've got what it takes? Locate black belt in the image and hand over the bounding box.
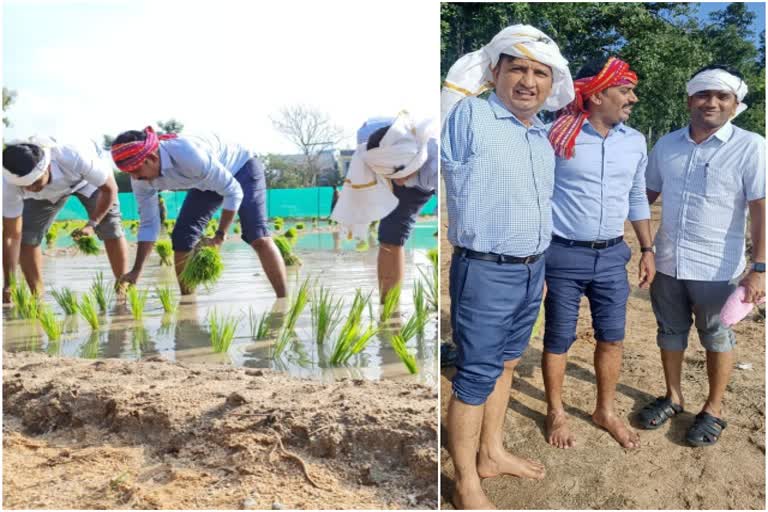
[552,234,623,249]
[454,247,543,264]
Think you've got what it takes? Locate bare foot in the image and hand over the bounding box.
[452,484,496,510]
[592,410,640,449]
[476,449,546,480]
[546,409,576,449]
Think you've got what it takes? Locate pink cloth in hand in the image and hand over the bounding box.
[719,286,765,327]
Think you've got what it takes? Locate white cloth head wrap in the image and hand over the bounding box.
[686,68,749,118]
[441,24,574,124]
[331,111,436,240]
[3,139,52,187]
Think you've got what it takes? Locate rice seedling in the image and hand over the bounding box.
[284,227,298,239]
[178,246,224,290]
[412,280,429,332]
[398,310,430,345]
[10,278,40,319]
[38,306,63,341]
[155,285,176,313]
[129,220,139,233]
[273,216,284,226]
[390,334,418,374]
[380,283,401,322]
[164,219,176,232]
[51,287,78,315]
[427,248,438,267]
[274,235,302,266]
[73,234,100,255]
[79,293,100,330]
[273,278,311,356]
[155,239,173,266]
[207,309,241,353]
[330,289,376,364]
[45,223,60,247]
[248,307,271,340]
[90,272,114,312]
[417,261,438,311]
[355,240,369,252]
[233,223,241,234]
[311,285,344,345]
[295,222,305,230]
[126,285,149,320]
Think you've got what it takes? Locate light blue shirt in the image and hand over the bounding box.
[646,122,766,281]
[442,93,555,256]
[133,134,253,242]
[552,120,650,240]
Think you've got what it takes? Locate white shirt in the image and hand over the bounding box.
[3,142,110,218]
[646,122,766,281]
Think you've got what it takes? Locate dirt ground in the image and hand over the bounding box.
[440,201,766,510]
[3,352,438,510]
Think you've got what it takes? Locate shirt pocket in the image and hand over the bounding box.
[703,165,739,198]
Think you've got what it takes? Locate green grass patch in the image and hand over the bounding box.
[79,293,100,330]
[310,285,344,345]
[126,286,149,320]
[90,272,114,312]
[273,278,311,356]
[155,285,176,313]
[208,309,240,353]
[380,283,401,322]
[156,240,173,266]
[52,287,79,315]
[178,246,224,291]
[274,235,301,266]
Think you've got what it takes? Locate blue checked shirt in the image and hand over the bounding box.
[133,134,253,242]
[552,120,650,240]
[442,93,555,256]
[646,122,766,281]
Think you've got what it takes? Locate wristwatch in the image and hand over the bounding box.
[752,262,765,273]
[640,246,654,253]
[86,219,98,229]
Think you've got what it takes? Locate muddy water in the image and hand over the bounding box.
[3,235,438,386]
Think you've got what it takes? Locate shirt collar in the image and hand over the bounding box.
[158,144,172,176]
[488,93,547,132]
[583,118,628,136]
[683,121,733,145]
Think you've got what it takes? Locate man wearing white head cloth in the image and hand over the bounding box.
[640,64,765,448]
[2,139,129,302]
[331,112,437,298]
[441,24,572,509]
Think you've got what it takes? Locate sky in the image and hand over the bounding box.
[2,0,440,153]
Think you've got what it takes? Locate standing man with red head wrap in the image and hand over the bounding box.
[543,57,655,450]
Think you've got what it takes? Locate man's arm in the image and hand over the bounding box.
[741,198,765,303]
[120,180,161,285]
[3,216,22,303]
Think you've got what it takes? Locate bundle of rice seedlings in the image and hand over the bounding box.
[274,235,301,266]
[73,234,100,255]
[295,222,305,230]
[178,246,224,291]
[380,284,401,322]
[311,285,344,345]
[284,227,298,239]
[355,240,369,252]
[390,334,418,374]
[51,287,79,315]
[248,307,271,340]
[155,239,173,266]
[164,219,176,233]
[126,285,149,320]
[208,309,240,353]
[233,224,241,234]
[79,293,100,330]
[155,285,176,313]
[90,271,114,312]
[38,306,63,341]
[10,279,40,320]
[273,278,310,356]
[330,289,376,364]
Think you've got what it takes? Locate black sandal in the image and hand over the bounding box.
[637,397,684,430]
[686,412,727,447]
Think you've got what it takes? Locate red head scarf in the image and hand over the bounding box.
[548,57,638,159]
[111,126,177,172]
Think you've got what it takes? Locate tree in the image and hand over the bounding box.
[3,87,17,128]
[262,154,306,189]
[102,134,115,151]
[157,118,184,135]
[271,105,344,187]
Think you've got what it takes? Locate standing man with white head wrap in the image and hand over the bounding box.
[442,24,573,509]
[639,64,765,447]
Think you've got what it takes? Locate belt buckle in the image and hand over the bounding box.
[523,255,533,264]
[591,241,606,249]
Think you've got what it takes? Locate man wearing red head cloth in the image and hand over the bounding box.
[542,57,655,450]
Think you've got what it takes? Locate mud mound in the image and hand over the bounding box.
[4,352,437,510]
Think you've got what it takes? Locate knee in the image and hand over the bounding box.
[250,236,272,251]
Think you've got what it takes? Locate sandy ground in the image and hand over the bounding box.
[3,352,438,510]
[439,201,765,510]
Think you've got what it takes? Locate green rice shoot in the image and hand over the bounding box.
[178,246,224,291]
[38,306,63,341]
[311,285,344,345]
[390,334,418,374]
[45,223,60,247]
[398,310,430,345]
[330,289,375,364]
[274,235,301,266]
[417,263,438,311]
[248,307,271,340]
[412,280,429,332]
[427,248,438,268]
[284,227,298,239]
[10,279,39,320]
[155,285,177,313]
[79,293,100,330]
[90,272,114,312]
[52,287,79,315]
[126,285,149,320]
[355,240,369,252]
[156,240,173,266]
[380,283,401,322]
[233,224,241,234]
[295,222,305,230]
[208,309,240,353]
[273,278,311,356]
[73,234,100,255]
